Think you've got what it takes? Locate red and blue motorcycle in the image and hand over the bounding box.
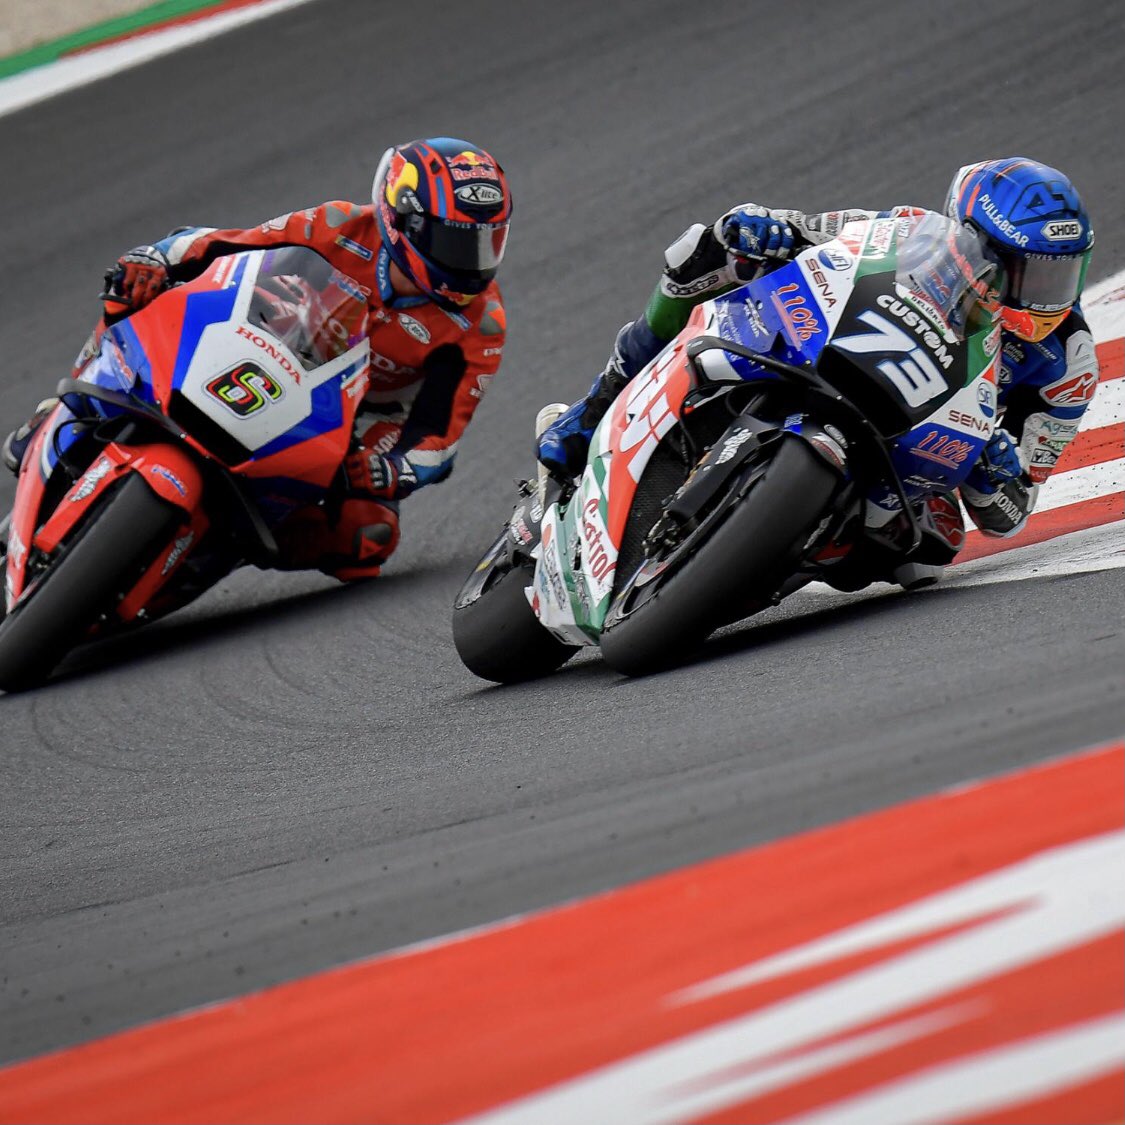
[0,246,371,689]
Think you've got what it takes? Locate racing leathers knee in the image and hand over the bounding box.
[959,428,1038,537]
[274,495,401,581]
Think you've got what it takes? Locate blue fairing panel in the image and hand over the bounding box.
[712,261,830,378]
[250,361,362,461]
[171,257,248,392]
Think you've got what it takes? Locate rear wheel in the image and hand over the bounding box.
[600,438,837,676]
[452,549,578,684]
[0,475,182,691]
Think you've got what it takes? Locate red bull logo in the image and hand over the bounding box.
[449,149,500,183]
[385,152,419,205]
[450,150,493,169]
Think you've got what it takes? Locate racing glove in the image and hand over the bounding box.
[960,428,1038,538]
[647,205,798,340]
[343,448,418,501]
[100,245,172,319]
[720,204,797,263]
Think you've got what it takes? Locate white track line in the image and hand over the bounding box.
[0,0,321,119]
[1036,457,1124,513]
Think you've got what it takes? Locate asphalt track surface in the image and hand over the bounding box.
[1,0,1124,1066]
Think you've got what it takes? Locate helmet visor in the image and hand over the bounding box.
[413,217,510,281]
[1001,249,1091,313]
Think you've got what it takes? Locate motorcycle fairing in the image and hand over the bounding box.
[530,506,594,646]
[101,248,370,489]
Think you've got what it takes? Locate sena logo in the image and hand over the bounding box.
[1042,220,1082,242]
[1042,368,1098,406]
[455,183,504,206]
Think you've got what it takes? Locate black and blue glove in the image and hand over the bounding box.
[961,429,1037,537]
[720,204,797,262]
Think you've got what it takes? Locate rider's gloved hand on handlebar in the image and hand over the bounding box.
[720,204,797,264]
[344,448,418,501]
[960,428,1038,538]
[657,205,798,307]
[100,245,172,319]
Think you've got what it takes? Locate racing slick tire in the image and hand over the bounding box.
[0,474,182,691]
[600,438,838,677]
[452,559,579,684]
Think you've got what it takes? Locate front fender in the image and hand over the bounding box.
[129,444,204,511]
[32,442,203,556]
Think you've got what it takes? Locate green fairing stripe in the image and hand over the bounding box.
[590,449,608,508]
[0,0,234,79]
[644,280,737,342]
[964,316,995,389]
[854,228,897,283]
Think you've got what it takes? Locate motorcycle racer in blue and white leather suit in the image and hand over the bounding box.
[538,158,1098,584]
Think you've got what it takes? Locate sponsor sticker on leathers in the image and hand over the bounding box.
[397,313,431,345]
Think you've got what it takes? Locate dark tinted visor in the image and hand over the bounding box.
[1000,249,1090,313]
[412,217,510,280]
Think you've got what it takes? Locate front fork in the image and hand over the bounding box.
[648,411,850,555]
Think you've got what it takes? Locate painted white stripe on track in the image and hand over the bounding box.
[946,520,1125,587]
[797,521,1125,604]
[1085,374,1125,426]
[779,1013,1125,1125]
[0,0,321,119]
[462,831,1125,1125]
[1084,271,1125,341]
[1036,457,1124,512]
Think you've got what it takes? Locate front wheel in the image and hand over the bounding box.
[0,474,183,691]
[599,438,838,676]
[452,550,578,684]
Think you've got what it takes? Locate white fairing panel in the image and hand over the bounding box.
[177,254,368,455]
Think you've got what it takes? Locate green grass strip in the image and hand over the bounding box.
[0,0,230,80]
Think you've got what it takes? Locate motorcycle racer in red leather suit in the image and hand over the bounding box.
[4,137,512,581]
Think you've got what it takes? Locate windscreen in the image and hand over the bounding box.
[246,246,368,370]
[894,213,999,338]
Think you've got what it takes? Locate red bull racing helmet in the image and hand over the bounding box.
[373,137,512,309]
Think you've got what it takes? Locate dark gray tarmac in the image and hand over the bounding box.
[1,0,1123,1064]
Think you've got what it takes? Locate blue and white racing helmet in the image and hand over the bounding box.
[946,157,1093,342]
